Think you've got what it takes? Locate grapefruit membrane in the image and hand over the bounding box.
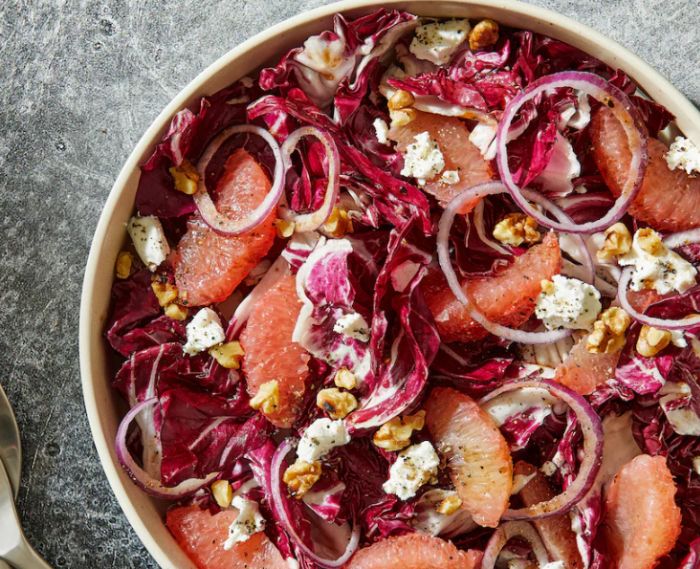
[388,110,494,212]
[422,232,561,343]
[425,387,513,528]
[345,533,482,569]
[175,148,276,307]
[239,273,310,428]
[554,334,620,396]
[166,505,287,569]
[603,454,681,569]
[591,107,700,232]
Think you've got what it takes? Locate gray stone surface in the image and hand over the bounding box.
[0,0,697,567]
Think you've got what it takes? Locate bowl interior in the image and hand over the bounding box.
[80,1,700,567]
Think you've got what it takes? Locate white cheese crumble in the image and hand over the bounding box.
[535,275,602,331]
[373,118,390,145]
[297,418,350,462]
[400,131,445,185]
[333,312,371,342]
[618,230,697,295]
[383,441,439,500]
[127,215,170,271]
[440,170,460,185]
[665,136,700,175]
[542,563,566,569]
[409,19,470,66]
[182,308,225,355]
[468,122,498,160]
[223,496,266,549]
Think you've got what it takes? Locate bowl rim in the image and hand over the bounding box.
[79,0,700,567]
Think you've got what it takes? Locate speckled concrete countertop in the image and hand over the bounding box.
[0,1,697,567]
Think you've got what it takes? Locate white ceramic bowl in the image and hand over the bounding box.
[79,1,700,567]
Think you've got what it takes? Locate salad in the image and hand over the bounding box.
[105,8,700,569]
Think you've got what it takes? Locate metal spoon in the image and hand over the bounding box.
[0,384,51,568]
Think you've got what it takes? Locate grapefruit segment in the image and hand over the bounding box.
[603,454,681,569]
[515,461,584,569]
[240,273,310,428]
[591,107,700,232]
[345,533,482,569]
[425,387,513,528]
[166,504,286,569]
[175,148,276,307]
[389,111,494,212]
[554,335,620,396]
[422,232,561,343]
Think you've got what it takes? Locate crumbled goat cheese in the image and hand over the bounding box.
[400,131,445,184]
[665,136,700,175]
[618,231,697,295]
[333,312,371,342]
[383,441,439,500]
[409,19,470,66]
[535,275,602,330]
[127,215,170,271]
[183,308,225,355]
[440,170,460,185]
[223,496,266,549]
[373,118,390,145]
[297,418,351,462]
[468,122,498,160]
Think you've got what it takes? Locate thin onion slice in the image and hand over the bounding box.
[480,379,604,520]
[618,267,700,330]
[496,71,648,234]
[279,126,341,233]
[194,124,285,235]
[523,189,595,285]
[115,398,219,499]
[481,521,550,569]
[270,439,360,568]
[437,181,573,344]
[663,228,700,251]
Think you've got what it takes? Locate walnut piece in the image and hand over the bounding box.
[492,213,540,247]
[586,307,632,354]
[373,410,426,451]
[468,19,499,51]
[636,325,672,357]
[316,388,358,420]
[283,460,322,498]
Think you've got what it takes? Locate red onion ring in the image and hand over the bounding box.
[496,71,648,234]
[481,521,550,569]
[618,267,700,330]
[194,124,285,235]
[115,398,219,499]
[523,189,595,285]
[279,126,341,233]
[437,181,573,344]
[479,379,604,520]
[271,439,360,568]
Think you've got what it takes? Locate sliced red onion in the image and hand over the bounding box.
[523,189,594,285]
[279,126,341,233]
[115,398,219,499]
[496,71,648,234]
[194,124,284,235]
[270,439,360,568]
[480,379,604,520]
[473,200,511,256]
[618,267,700,330]
[437,182,572,345]
[481,521,550,569]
